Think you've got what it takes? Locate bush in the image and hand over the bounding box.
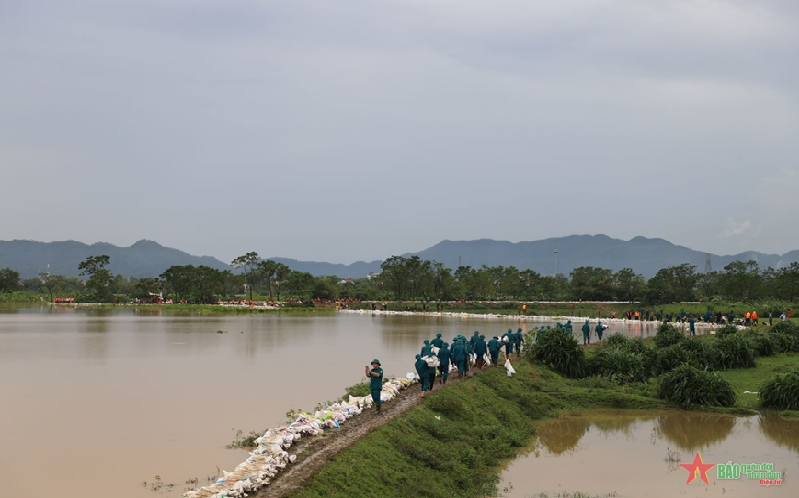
[655,323,685,348]
[760,370,799,410]
[589,347,653,384]
[772,333,799,353]
[603,333,630,348]
[743,330,777,357]
[531,329,588,378]
[658,364,737,409]
[714,334,756,370]
[770,321,799,336]
[656,339,718,374]
[716,325,738,338]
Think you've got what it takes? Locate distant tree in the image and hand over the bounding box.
[287,271,315,301]
[0,268,21,293]
[721,260,761,301]
[570,266,614,301]
[255,259,277,300]
[231,252,259,301]
[614,268,645,302]
[78,255,113,302]
[133,278,161,300]
[274,262,291,301]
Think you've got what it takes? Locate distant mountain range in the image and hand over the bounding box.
[2,236,798,280]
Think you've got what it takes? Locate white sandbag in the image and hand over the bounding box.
[505,359,516,377]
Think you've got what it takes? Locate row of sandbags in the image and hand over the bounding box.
[183,374,418,498]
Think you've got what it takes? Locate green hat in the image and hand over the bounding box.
[424,339,430,345]
[508,328,512,332]
[371,359,381,365]
[474,331,479,335]
[436,333,442,337]
[479,334,485,339]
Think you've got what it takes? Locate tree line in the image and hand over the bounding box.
[1,253,799,305]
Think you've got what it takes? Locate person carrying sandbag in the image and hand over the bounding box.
[415,354,430,398]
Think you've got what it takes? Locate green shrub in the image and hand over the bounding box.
[655,323,685,348]
[760,370,799,410]
[656,339,718,373]
[772,333,799,353]
[658,364,737,409]
[714,334,756,370]
[716,324,738,338]
[770,321,799,336]
[531,329,588,378]
[743,330,777,357]
[589,347,653,384]
[603,333,630,348]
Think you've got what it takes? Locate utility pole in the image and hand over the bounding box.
[554,248,558,276]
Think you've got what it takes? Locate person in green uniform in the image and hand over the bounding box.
[514,328,523,357]
[582,320,590,345]
[365,359,384,413]
[414,354,429,397]
[438,342,451,384]
[474,334,488,369]
[451,340,467,378]
[431,333,444,348]
[595,320,604,344]
[488,335,501,365]
[421,339,433,357]
[503,328,513,358]
[689,316,696,336]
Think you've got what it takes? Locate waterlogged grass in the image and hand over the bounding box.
[717,354,799,410]
[292,362,668,498]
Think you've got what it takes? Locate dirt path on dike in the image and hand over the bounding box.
[254,369,477,498]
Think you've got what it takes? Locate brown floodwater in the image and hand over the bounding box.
[498,411,799,497]
[1,306,601,498]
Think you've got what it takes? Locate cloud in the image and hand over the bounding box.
[720,219,754,238]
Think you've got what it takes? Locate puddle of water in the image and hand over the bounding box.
[498,411,798,497]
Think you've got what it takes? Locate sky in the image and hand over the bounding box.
[2,0,798,264]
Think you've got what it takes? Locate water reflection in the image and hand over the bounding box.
[654,412,736,452]
[499,411,797,498]
[536,416,590,455]
[760,414,799,454]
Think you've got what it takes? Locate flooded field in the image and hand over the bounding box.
[0,306,699,498]
[498,411,798,497]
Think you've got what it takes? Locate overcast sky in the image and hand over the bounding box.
[2,0,798,264]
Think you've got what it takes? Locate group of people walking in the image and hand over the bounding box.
[413,329,524,398]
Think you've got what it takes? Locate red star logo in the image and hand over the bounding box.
[680,451,715,484]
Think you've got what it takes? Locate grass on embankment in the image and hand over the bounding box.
[291,362,666,498]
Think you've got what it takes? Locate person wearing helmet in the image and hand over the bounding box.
[488,335,502,365]
[451,339,467,378]
[474,334,488,369]
[421,339,432,357]
[431,333,444,348]
[365,359,384,413]
[414,354,429,398]
[582,320,590,346]
[437,342,451,384]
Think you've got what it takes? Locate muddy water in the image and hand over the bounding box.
[0,307,578,498]
[498,411,798,497]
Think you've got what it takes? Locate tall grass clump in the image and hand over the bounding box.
[655,323,685,348]
[714,334,756,370]
[656,338,718,374]
[589,347,652,384]
[658,364,737,409]
[603,333,630,348]
[531,329,587,378]
[759,370,799,410]
[769,321,799,336]
[742,330,777,358]
[715,324,738,338]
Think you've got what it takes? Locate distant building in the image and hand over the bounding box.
[338,279,355,285]
[367,272,381,280]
